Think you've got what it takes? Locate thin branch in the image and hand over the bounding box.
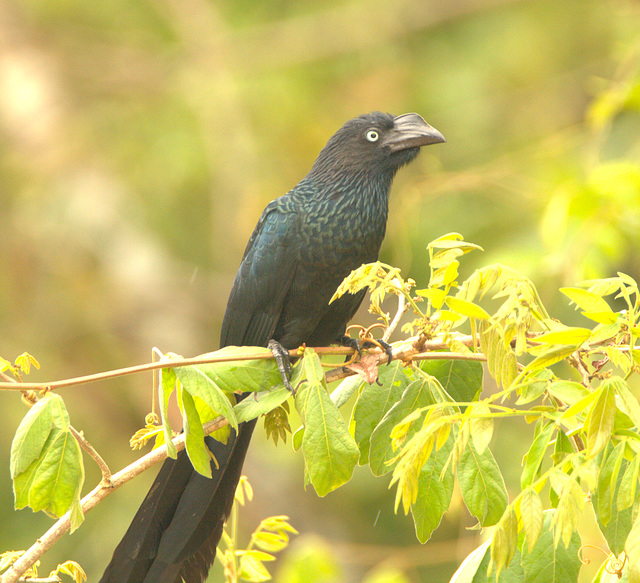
[0,336,482,393]
[382,285,407,343]
[0,417,227,583]
[68,426,111,484]
[0,347,355,392]
[1,369,17,383]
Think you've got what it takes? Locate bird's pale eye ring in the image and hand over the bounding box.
[365,129,379,142]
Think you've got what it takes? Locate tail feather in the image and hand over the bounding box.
[100,419,257,583]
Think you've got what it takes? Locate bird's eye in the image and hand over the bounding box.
[365,129,379,142]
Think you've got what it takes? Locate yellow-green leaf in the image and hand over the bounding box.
[535,328,591,346]
[560,287,614,313]
[580,311,619,324]
[518,488,543,552]
[469,402,493,454]
[239,552,272,582]
[15,352,40,375]
[524,345,577,373]
[610,376,640,428]
[585,383,616,458]
[490,507,518,578]
[445,297,490,320]
[618,456,639,511]
[415,287,447,309]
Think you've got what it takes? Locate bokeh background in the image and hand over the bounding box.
[1,0,640,581]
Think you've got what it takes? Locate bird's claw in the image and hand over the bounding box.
[340,335,394,365]
[268,339,295,394]
[373,339,394,364]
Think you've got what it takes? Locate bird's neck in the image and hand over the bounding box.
[306,167,394,211]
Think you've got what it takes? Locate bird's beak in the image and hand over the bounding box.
[382,113,446,152]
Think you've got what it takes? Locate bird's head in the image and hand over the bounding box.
[309,112,445,180]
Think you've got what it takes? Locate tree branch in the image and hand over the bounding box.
[0,417,227,583]
[1,333,483,582]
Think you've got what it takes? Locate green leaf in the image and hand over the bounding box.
[595,444,634,554]
[491,507,518,578]
[331,374,364,409]
[479,325,518,390]
[13,426,84,519]
[420,359,483,405]
[546,380,589,407]
[445,297,491,320]
[560,287,614,313]
[295,350,359,496]
[253,531,288,553]
[10,394,84,524]
[590,321,622,344]
[292,426,304,452]
[303,348,325,384]
[518,488,543,552]
[522,511,581,582]
[411,432,454,543]
[234,387,291,423]
[626,512,640,583]
[10,395,57,477]
[174,364,238,430]
[53,561,87,583]
[193,346,284,393]
[551,429,574,466]
[585,381,616,457]
[595,443,624,528]
[618,455,640,511]
[521,422,555,489]
[369,376,436,476]
[68,493,85,532]
[177,387,211,478]
[449,538,491,582]
[457,442,508,527]
[516,369,553,405]
[354,362,416,464]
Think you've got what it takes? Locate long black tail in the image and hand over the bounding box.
[100,418,257,583]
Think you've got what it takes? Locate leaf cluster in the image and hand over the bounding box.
[8,233,640,582]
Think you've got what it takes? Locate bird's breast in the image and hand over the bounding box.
[296,204,387,268]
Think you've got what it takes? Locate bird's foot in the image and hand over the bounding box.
[339,335,393,365]
[371,338,394,364]
[268,339,294,393]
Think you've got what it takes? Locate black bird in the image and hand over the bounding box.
[100,112,445,583]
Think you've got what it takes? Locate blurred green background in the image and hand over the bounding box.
[1,0,640,581]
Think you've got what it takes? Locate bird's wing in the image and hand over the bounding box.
[220,198,298,348]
